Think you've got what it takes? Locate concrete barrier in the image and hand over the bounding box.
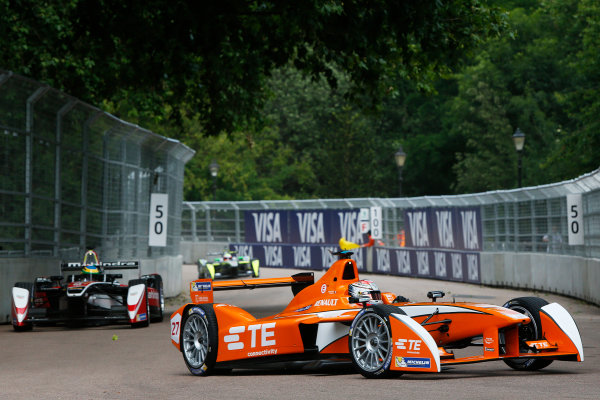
[0,255,183,323]
[481,252,599,306]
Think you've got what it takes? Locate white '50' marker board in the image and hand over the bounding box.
[567,193,584,246]
[149,193,169,247]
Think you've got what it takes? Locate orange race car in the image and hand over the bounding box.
[170,250,583,378]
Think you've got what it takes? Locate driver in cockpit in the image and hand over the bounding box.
[348,279,383,303]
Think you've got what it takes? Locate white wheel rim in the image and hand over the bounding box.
[183,314,209,368]
[351,313,391,372]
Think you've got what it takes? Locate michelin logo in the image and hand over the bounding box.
[395,357,431,368]
[192,281,212,292]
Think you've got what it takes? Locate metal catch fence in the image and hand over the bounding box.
[0,70,194,260]
[182,169,600,259]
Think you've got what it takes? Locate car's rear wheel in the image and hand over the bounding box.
[349,305,401,378]
[151,275,164,323]
[181,304,218,376]
[502,297,554,371]
[198,263,208,279]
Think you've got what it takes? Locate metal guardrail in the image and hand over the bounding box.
[182,169,600,259]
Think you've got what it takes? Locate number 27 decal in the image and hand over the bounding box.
[171,321,180,336]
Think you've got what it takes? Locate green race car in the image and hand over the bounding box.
[197,250,260,280]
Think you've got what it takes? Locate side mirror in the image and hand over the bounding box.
[349,295,372,304]
[427,291,445,302]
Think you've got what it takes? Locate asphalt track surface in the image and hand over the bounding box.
[1,265,599,400]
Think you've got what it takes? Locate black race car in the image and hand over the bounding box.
[11,250,164,330]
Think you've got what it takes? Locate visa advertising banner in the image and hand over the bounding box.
[239,207,482,283]
[371,247,481,283]
[404,207,482,251]
[229,243,368,272]
[244,209,365,245]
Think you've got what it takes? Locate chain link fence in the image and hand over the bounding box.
[182,169,600,259]
[0,70,194,261]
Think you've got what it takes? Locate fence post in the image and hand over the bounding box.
[54,100,77,257]
[205,204,212,240]
[234,204,240,242]
[25,86,49,256]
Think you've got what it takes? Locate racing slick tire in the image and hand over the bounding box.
[349,304,405,378]
[181,304,219,376]
[129,279,150,328]
[12,282,34,331]
[150,275,164,323]
[502,297,554,371]
[197,263,209,280]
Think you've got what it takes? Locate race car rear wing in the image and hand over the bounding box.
[206,250,233,256]
[213,272,314,290]
[61,261,140,271]
[190,272,314,303]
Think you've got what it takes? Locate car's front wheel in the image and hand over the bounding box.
[502,296,554,371]
[129,279,150,328]
[181,304,218,376]
[12,282,34,331]
[349,305,402,378]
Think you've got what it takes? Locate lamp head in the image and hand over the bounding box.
[394,146,406,168]
[512,128,525,151]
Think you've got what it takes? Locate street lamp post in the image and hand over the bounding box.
[394,146,406,197]
[512,128,525,188]
[209,159,219,200]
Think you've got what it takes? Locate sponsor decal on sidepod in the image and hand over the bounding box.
[294,305,312,312]
[314,299,338,307]
[395,357,431,368]
[224,322,277,354]
[395,338,422,354]
[192,281,212,292]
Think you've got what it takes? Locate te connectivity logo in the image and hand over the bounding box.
[224,323,276,351]
[395,338,422,354]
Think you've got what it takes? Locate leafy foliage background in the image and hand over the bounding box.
[1,0,597,200]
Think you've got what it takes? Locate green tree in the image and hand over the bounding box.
[546,0,600,179]
[374,78,464,196]
[1,0,507,134]
[263,66,403,198]
[450,76,515,192]
[447,0,599,192]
